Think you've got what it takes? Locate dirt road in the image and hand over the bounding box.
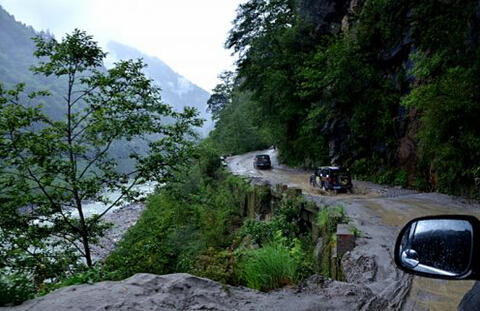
[227,149,480,311]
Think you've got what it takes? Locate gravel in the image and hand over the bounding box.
[90,203,145,261]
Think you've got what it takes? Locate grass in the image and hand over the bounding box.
[317,205,347,236]
[239,242,296,291]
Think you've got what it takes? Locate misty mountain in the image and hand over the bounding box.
[0,5,37,87]
[106,42,213,136]
[0,5,212,136]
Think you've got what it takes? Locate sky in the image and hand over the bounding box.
[0,0,243,92]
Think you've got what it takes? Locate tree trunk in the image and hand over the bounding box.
[81,233,93,267]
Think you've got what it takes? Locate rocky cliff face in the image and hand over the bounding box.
[299,0,419,179]
[298,0,480,191]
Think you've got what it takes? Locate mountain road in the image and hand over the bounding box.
[227,149,480,311]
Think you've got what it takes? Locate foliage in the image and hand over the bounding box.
[103,147,314,290]
[317,205,346,237]
[190,247,236,285]
[213,0,480,196]
[207,71,236,120]
[220,0,403,168]
[237,239,296,291]
[38,267,115,296]
[0,29,202,289]
[103,157,250,281]
[208,90,268,155]
[0,271,35,306]
[349,225,362,238]
[403,0,480,194]
[394,170,408,188]
[102,193,178,279]
[235,196,314,286]
[403,57,480,195]
[237,196,310,246]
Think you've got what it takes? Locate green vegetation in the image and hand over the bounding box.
[4,0,480,306]
[101,148,315,289]
[0,29,202,302]
[238,240,296,291]
[0,271,35,306]
[206,0,480,197]
[100,144,249,283]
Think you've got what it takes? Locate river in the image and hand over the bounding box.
[76,181,157,218]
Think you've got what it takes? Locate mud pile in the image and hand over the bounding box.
[5,273,388,311]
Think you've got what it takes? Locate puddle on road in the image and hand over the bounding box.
[407,277,475,311]
[360,197,480,227]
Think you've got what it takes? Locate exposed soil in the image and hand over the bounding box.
[3,273,392,311]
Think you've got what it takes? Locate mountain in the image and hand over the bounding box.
[0,5,212,136]
[106,42,213,136]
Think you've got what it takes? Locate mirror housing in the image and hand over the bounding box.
[395,215,480,280]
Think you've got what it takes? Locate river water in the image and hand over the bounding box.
[71,181,157,218]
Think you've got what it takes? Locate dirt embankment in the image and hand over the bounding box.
[3,273,391,311]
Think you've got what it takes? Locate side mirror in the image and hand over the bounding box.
[395,215,480,280]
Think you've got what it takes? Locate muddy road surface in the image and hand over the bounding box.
[227,149,480,311]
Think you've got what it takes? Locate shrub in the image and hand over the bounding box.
[351,158,372,179]
[237,196,311,247]
[103,193,178,279]
[39,267,114,296]
[394,170,408,188]
[191,247,236,285]
[316,205,348,278]
[237,218,275,247]
[374,169,396,185]
[0,271,35,306]
[238,242,296,291]
[103,162,250,282]
[317,205,346,236]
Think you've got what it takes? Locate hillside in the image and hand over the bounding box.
[208,0,480,197]
[0,5,212,135]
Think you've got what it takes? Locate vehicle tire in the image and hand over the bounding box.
[321,182,327,192]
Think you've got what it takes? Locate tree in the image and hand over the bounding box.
[207,71,236,120]
[0,29,203,279]
[209,91,266,154]
[226,0,295,59]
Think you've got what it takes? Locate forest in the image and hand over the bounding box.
[207,0,480,198]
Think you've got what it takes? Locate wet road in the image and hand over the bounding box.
[227,149,480,311]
